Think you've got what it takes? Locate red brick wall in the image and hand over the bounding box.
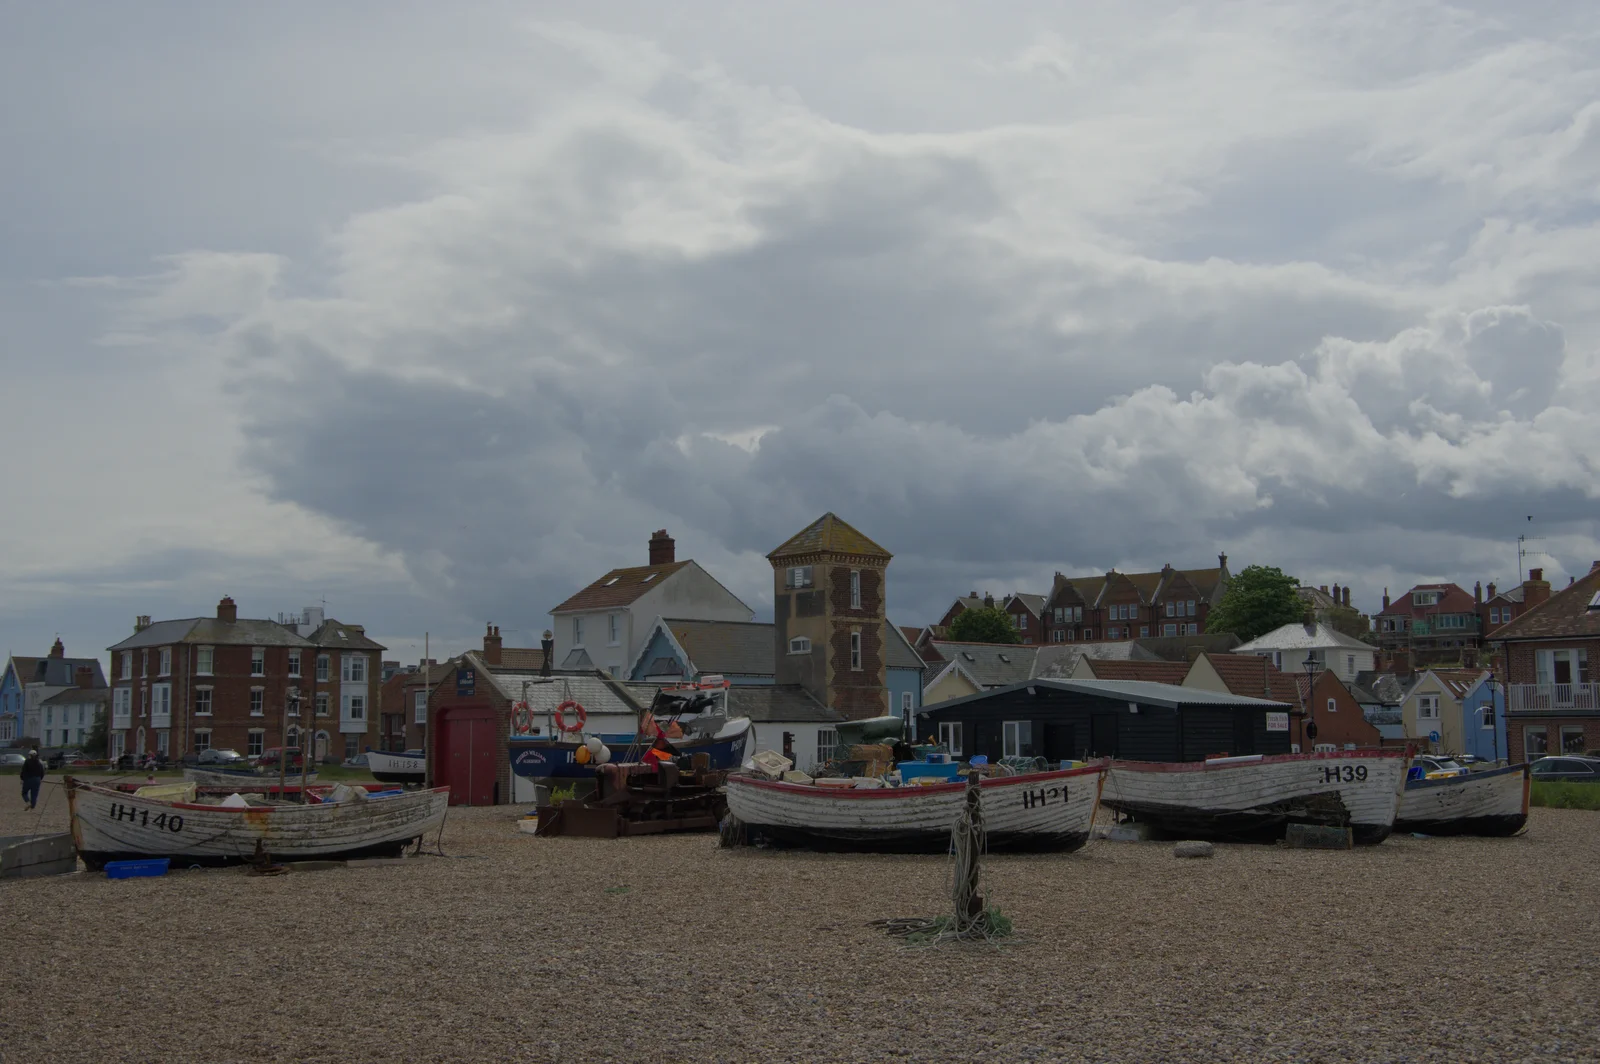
[828,565,887,720]
[1507,718,1596,763]
[1307,672,1385,749]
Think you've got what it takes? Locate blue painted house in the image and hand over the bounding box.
[0,659,26,745]
[628,618,777,685]
[884,623,926,719]
[2,641,108,746]
[1459,675,1509,763]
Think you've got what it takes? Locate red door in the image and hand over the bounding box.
[438,707,497,806]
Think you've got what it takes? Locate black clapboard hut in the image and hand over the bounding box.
[917,679,1294,764]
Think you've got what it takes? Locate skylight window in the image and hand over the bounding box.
[1588,591,1600,611]
[962,652,975,661]
[604,577,620,586]
[642,573,658,582]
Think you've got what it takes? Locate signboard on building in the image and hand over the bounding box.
[1266,711,1290,732]
[456,668,475,697]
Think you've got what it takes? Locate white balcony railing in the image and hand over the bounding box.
[1508,683,1600,712]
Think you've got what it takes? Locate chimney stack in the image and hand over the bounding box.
[49,638,64,659]
[217,596,238,623]
[133,615,151,633]
[983,592,995,609]
[1342,587,1351,608]
[1320,585,1329,594]
[649,529,676,566]
[1474,581,1482,604]
[1487,582,1497,600]
[1219,552,1228,569]
[75,665,94,689]
[1525,569,1551,608]
[1382,588,1390,610]
[540,630,554,677]
[483,623,503,666]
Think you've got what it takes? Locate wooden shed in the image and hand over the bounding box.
[917,678,1293,764]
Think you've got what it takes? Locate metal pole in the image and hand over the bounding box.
[278,685,289,798]
[297,694,308,797]
[423,633,430,785]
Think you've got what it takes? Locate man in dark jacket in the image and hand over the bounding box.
[20,749,45,810]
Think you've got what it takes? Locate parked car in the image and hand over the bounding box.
[1528,756,1600,782]
[1414,755,1469,778]
[198,748,246,765]
[0,751,26,768]
[46,748,86,769]
[342,752,370,769]
[253,747,305,769]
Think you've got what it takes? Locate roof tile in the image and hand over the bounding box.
[551,561,690,614]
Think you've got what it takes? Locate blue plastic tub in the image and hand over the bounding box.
[105,858,170,880]
[898,761,962,783]
[367,790,405,799]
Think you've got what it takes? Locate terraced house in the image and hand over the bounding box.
[2,639,107,746]
[1491,563,1599,764]
[1041,556,1231,644]
[105,598,385,762]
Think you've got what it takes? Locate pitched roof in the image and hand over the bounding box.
[1420,668,1489,701]
[1198,653,1303,705]
[1235,622,1374,654]
[1351,671,1408,706]
[484,667,649,721]
[551,561,691,614]
[1045,560,1229,611]
[926,641,1038,687]
[1134,633,1243,661]
[923,677,1289,715]
[1081,659,1192,684]
[40,686,111,707]
[723,684,842,724]
[899,626,927,647]
[107,617,313,651]
[665,619,774,676]
[1488,565,1600,642]
[1031,641,1160,679]
[1004,593,1046,617]
[497,647,548,671]
[1377,583,1478,618]
[304,620,386,652]
[11,655,107,688]
[768,512,890,561]
[883,622,926,672]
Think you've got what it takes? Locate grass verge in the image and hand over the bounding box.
[1531,781,1600,810]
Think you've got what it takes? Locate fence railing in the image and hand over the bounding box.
[1508,683,1600,712]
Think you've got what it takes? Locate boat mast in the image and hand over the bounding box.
[423,632,430,784]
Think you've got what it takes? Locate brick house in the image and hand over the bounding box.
[1001,593,1046,644]
[1302,671,1391,751]
[105,597,385,762]
[1490,563,1599,763]
[770,512,894,721]
[1375,582,1484,668]
[1041,555,1230,644]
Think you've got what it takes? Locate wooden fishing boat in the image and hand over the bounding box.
[1102,751,1408,844]
[64,777,449,868]
[1394,762,1529,837]
[366,750,426,784]
[183,766,318,788]
[724,761,1107,853]
[511,718,754,787]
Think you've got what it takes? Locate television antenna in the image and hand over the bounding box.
[1518,516,1551,582]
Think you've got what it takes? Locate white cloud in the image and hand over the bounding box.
[5,0,1599,660]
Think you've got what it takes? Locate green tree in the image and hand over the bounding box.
[83,707,108,757]
[1205,565,1305,643]
[947,606,1022,644]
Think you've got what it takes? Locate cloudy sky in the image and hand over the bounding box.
[3,1,1598,667]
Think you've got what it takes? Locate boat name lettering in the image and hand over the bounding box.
[1320,765,1368,784]
[106,803,184,833]
[1020,785,1064,810]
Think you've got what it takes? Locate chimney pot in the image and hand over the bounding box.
[1382,588,1390,610]
[1474,580,1482,604]
[483,623,504,666]
[1218,552,1228,568]
[648,529,676,566]
[49,638,65,659]
[540,634,554,677]
[217,596,238,623]
[75,665,94,689]
[1529,568,1544,582]
[1487,582,1497,599]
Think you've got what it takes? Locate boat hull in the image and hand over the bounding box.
[725,763,1107,854]
[183,767,318,788]
[65,778,449,868]
[1103,752,1407,845]
[1395,763,1529,837]
[366,751,426,784]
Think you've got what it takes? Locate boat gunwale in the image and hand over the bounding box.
[725,761,1108,800]
[1403,762,1528,791]
[68,778,449,814]
[1110,750,1407,774]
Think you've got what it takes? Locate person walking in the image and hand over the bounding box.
[20,748,45,810]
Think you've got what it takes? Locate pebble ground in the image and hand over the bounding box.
[2,775,1596,1063]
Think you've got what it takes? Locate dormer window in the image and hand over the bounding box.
[788,637,811,655]
[1413,591,1440,607]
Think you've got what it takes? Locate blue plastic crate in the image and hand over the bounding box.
[105,858,169,880]
[897,761,962,783]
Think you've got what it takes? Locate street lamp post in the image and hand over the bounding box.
[1303,653,1321,752]
[1485,672,1500,764]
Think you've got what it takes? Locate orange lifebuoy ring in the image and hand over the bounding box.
[511,701,532,734]
[555,700,587,734]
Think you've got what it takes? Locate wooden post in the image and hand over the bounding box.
[953,774,984,931]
